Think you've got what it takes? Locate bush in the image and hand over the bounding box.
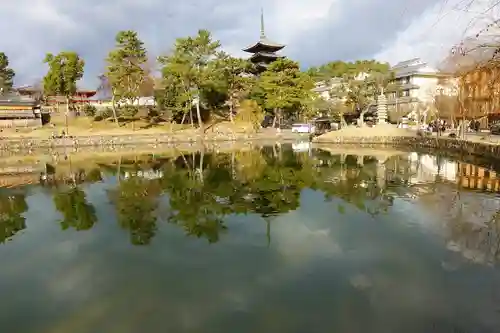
[118,105,139,118]
[100,107,113,118]
[235,100,264,132]
[82,104,97,117]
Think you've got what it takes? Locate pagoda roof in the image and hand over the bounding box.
[250,51,282,60]
[243,38,285,53]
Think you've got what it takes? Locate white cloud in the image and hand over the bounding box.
[0,0,446,87]
[376,0,500,65]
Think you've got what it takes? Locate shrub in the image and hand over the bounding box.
[235,99,264,132]
[118,105,139,118]
[82,104,97,117]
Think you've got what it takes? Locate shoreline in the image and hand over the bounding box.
[0,131,306,151]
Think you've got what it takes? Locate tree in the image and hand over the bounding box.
[158,29,221,129]
[0,52,15,93]
[106,30,148,124]
[258,58,314,127]
[138,60,156,97]
[209,52,254,122]
[53,186,97,231]
[42,51,85,120]
[97,74,112,100]
[109,176,161,245]
[235,99,265,131]
[307,60,390,82]
[0,194,27,243]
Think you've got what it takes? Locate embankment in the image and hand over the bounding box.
[314,133,500,163]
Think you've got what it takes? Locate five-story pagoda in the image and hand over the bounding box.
[243,9,285,73]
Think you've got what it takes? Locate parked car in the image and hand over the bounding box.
[490,123,500,135]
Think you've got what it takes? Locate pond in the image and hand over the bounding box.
[1,144,500,332]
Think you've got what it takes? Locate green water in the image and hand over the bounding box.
[1,145,500,332]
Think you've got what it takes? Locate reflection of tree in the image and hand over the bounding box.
[161,155,229,243]
[0,194,28,243]
[109,177,160,245]
[53,186,97,231]
[442,189,500,264]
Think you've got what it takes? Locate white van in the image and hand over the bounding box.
[291,123,315,133]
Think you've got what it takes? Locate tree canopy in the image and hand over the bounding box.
[0,52,15,93]
[10,28,408,127]
[105,30,148,123]
[43,51,84,99]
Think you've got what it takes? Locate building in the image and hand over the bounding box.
[242,9,285,73]
[0,93,42,127]
[387,58,453,121]
[16,85,97,104]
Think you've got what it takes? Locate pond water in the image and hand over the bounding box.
[1,144,500,332]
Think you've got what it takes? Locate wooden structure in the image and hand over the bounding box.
[242,9,285,73]
[0,93,41,128]
[456,162,500,192]
[16,86,97,104]
[440,37,500,127]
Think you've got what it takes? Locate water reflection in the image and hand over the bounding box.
[1,145,500,332]
[0,146,500,256]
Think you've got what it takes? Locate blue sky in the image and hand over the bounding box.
[0,0,497,87]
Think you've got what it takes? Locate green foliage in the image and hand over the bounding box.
[42,51,84,98]
[53,187,96,231]
[235,99,264,131]
[208,52,255,118]
[119,105,139,118]
[82,104,97,117]
[308,60,390,81]
[105,30,147,104]
[158,29,221,126]
[257,58,314,119]
[109,176,160,245]
[0,194,27,243]
[0,52,15,92]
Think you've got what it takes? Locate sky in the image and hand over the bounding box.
[0,0,498,88]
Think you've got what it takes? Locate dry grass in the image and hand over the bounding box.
[0,113,255,138]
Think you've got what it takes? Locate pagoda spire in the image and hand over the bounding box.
[260,8,265,39]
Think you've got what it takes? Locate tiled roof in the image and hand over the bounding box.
[243,37,285,53]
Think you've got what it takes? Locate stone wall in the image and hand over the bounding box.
[314,135,500,161]
[0,132,306,155]
[0,132,303,152]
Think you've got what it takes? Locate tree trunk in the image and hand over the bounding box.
[189,105,194,127]
[272,108,277,128]
[111,95,119,126]
[117,156,122,183]
[196,97,203,131]
[65,96,70,136]
[229,102,234,123]
[359,103,372,126]
[181,112,187,124]
[198,148,204,183]
[231,151,235,180]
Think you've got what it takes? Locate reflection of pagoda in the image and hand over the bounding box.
[242,9,285,73]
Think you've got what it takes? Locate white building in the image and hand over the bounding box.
[387,58,454,119]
